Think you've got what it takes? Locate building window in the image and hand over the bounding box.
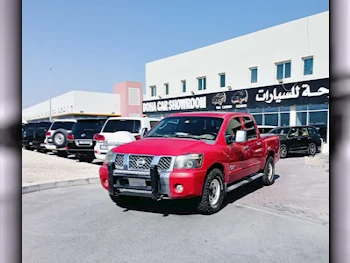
[198,77,206,91]
[264,114,279,126]
[252,114,262,125]
[250,67,258,83]
[276,61,291,79]
[219,73,226,88]
[296,112,307,125]
[164,83,169,95]
[150,86,156,97]
[280,113,290,126]
[181,80,186,93]
[303,57,314,75]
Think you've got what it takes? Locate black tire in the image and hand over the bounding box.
[25,146,33,150]
[57,151,68,158]
[279,144,288,158]
[109,195,140,207]
[196,168,225,215]
[78,155,94,163]
[52,129,68,148]
[261,156,275,186]
[308,143,317,156]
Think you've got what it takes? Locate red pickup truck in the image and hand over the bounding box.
[99,112,280,214]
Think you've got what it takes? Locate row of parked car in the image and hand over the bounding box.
[22,117,324,163]
[22,116,160,162]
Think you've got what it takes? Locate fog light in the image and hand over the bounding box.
[174,184,184,193]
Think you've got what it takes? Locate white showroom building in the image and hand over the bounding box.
[22,81,144,122]
[143,11,329,145]
[22,91,122,122]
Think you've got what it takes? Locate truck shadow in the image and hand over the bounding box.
[116,174,280,216]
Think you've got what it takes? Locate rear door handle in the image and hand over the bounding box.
[243,145,249,150]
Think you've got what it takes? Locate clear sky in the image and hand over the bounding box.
[22,0,329,108]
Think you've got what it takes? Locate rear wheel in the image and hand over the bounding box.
[261,156,275,186]
[308,143,317,156]
[196,168,225,215]
[109,195,140,207]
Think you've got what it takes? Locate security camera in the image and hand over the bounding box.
[227,86,232,90]
[278,79,283,84]
[191,91,195,95]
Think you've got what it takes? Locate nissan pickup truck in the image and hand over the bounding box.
[99,112,280,215]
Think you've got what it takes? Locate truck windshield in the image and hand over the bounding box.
[146,116,224,141]
[102,120,141,133]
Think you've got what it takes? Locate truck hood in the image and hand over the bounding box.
[112,138,212,156]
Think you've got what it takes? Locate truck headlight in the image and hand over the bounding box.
[174,154,203,169]
[104,150,115,163]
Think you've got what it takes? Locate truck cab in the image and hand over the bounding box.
[99,112,280,215]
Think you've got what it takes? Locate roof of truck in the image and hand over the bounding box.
[168,111,248,118]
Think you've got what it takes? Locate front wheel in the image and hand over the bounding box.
[279,144,288,158]
[196,168,225,215]
[261,156,275,186]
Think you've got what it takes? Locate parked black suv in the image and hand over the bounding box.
[22,122,51,150]
[32,121,52,152]
[66,118,107,162]
[269,125,322,158]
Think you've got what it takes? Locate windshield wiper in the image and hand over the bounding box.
[172,134,201,140]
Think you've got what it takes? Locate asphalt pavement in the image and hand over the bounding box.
[23,155,329,263]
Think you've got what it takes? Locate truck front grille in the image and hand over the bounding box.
[115,154,124,168]
[113,153,173,171]
[157,157,172,171]
[129,155,154,170]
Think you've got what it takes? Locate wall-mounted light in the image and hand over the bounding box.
[158,95,162,99]
[277,79,283,84]
[227,86,232,91]
[191,91,195,95]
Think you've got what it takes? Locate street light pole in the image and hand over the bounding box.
[49,67,52,121]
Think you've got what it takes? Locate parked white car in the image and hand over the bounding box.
[93,117,160,161]
[45,119,77,157]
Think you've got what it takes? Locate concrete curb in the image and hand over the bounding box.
[22,177,100,194]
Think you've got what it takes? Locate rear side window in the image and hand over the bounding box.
[308,127,318,136]
[243,116,257,139]
[150,121,158,128]
[102,120,141,133]
[51,121,75,130]
[225,117,242,137]
[72,120,105,134]
[300,127,309,136]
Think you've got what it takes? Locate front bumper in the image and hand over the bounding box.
[99,164,206,200]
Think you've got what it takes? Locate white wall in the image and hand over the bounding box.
[73,91,120,115]
[22,91,120,121]
[144,11,329,100]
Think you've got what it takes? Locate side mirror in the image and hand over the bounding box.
[235,130,247,143]
[140,127,148,138]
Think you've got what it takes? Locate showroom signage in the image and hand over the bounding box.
[143,96,207,113]
[142,78,329,114]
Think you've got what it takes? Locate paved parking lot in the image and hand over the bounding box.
[22,150,329,263]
